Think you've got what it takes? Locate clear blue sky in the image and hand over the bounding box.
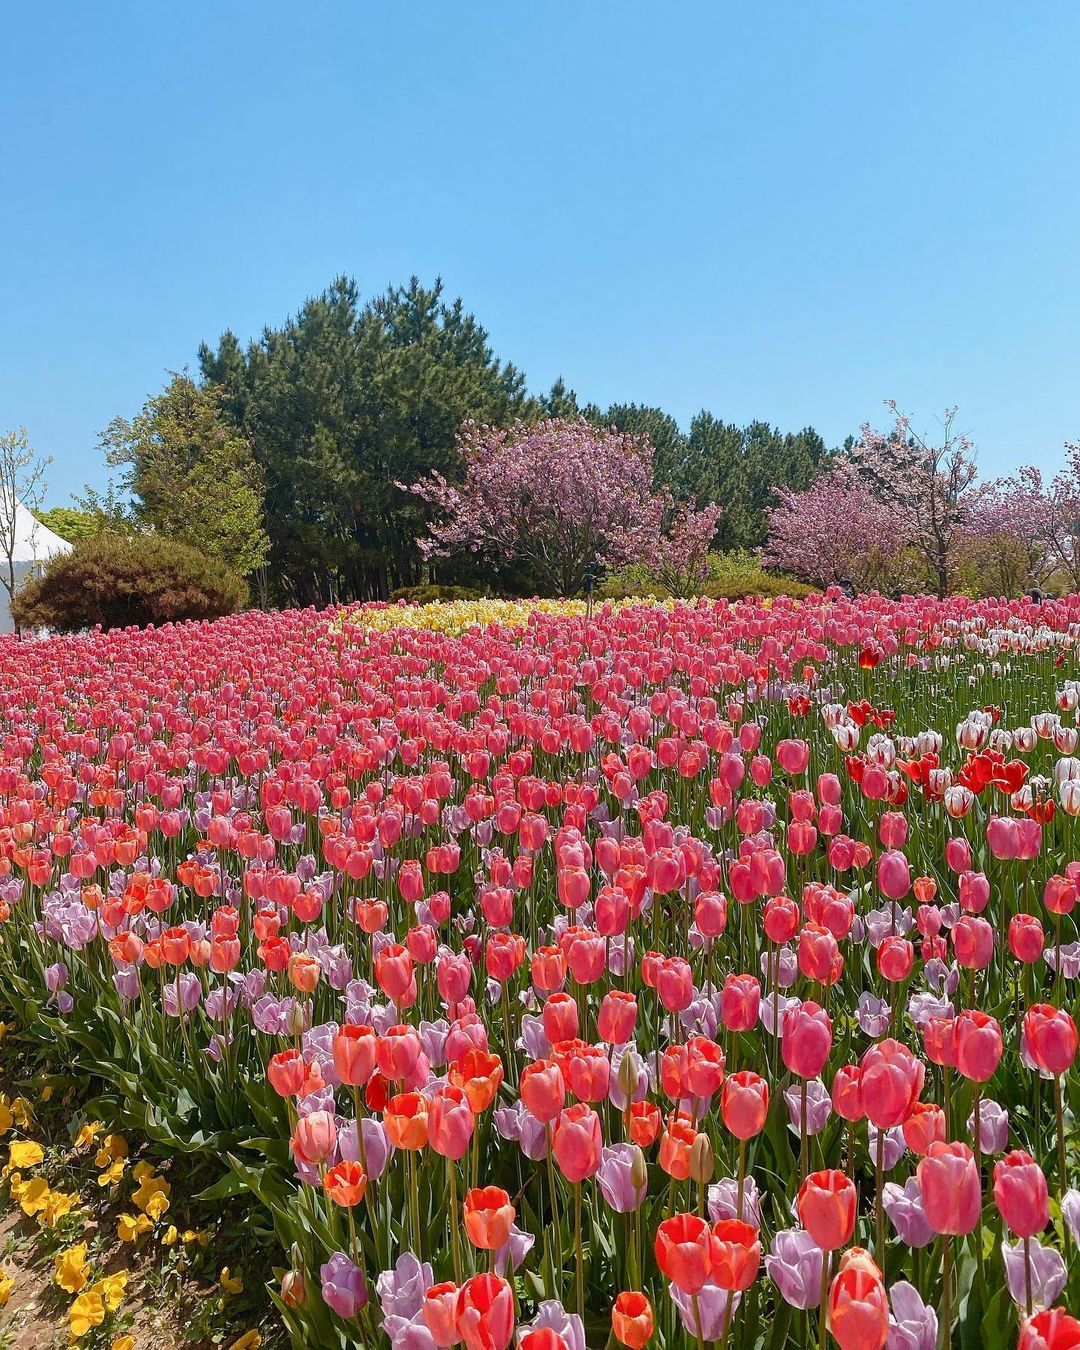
[3,1,1079,502]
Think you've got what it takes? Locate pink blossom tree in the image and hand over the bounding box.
[1044,441,1080,589]
[617,497,723,598]
[408,418,673,596]
[764,465,909,592]
[961,466,1056,595]
[849,403,980,597]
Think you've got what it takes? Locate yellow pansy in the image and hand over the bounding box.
[54,1243,90,1293]
[94,1271,128,1311]
[132,1180,169,1217]
[69,1289,105,1339]
[160,1225,178,1245]
[117,1212,152,1242]
[220,1267,244,1296]
[112,1339,135,1350]
[11,1099,32,1129]
[8,1140,44,1169]
[40,1085,53,1103]
[95,1135,128,1168]
[18,1176,51,1216]
[228,1334,262,1350]
[75,1121,103,1149]
[132,1161,155,1183]
[0,1270,12,1308]
[0,1021,10,1040]
[97,1157,127,1187]
[0,1102,12,1135]
[39,1189,79,1227]
[182,1228,211,1246]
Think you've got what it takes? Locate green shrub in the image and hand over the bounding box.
[388,583,488,604]
[13,532,249,632]
[598,551,815,602]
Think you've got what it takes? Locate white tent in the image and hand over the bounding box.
[0,502,73,634]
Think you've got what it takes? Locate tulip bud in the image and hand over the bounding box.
[629,1144,648,1193]
[688,1132,714,1185]
[286,1001,307,1038]
[281,1268,306,1308]
[618,1048,642,1101]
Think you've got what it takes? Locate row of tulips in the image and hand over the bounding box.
[0,592,1079,1347]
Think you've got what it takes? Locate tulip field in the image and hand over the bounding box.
[3,591,1080,1350]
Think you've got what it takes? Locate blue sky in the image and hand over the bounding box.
[3,2,1079,502]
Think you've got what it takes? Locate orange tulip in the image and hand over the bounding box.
[383,1091,429,1150]
[324,1159,367,1207]
[612,1291,655,1348]
[463,1185,515,1250]
[449,1049,504,1113]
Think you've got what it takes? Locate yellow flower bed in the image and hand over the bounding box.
[343,595,667,637]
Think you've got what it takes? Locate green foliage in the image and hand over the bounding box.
[597,407,832,551]
[99,373,269,577]
[12,532,248,631]
[199,276,535,606]
[37,505,101,542]
[388,582,487,603]
[599,550,815,601]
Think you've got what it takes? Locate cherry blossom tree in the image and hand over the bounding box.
[764,465,908,592]
[849,403,980,598]
[961,466,1056,595]
[408,418,670,596]
[652,500,723,597]
[1044,441,1080,589]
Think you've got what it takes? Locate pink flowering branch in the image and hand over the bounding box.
[407,418,673,595]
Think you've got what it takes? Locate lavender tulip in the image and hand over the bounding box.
[320,1252,368,1318]
[766,1228,824,1309]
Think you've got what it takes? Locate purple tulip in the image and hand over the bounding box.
[162,973,201,1016]
[494,1223,535,1277]
[382,1313,436,1350]
[521,1302,585,1350]
[784,1078,832,1135]
[857,993,891,1037]
[320,1252,368,1319]
[967,1097,1008,1155]
[887,1280,937,1350]
[339,1117,391,1181]
[760,991,799,1037]
[376,1252,433,1321]
[608,1046,649,1110]
[670,1281,737,1338]
[1061,1188,1080,1244]
[597,1143,647,1212]
[113,966,141,1002]
[1001,1237,1067,1310]
[708,1174,762,1227]
[766,1228,824,1309]
[493,1100,548,1161]
[867,1123,906,1171]
[882,1178,935,1248]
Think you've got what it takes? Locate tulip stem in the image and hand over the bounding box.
[692,1293,707,1350]
[939,1237,952,1350]
[545,1122,562,1282]
[972,1083,984,1287]
[818,1251,830,1350]
[574,1180,584,1321]
[1023,1234,1033,1317]
[874,1125,885,1271]
[1055,1075,1067,1195]
[448,1158,462,1284]
[736,1140,746,1220]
